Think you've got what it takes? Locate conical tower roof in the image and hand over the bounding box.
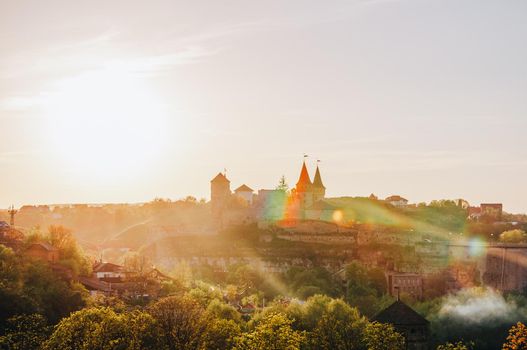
[312,165,325,189]
[295,161,312,190]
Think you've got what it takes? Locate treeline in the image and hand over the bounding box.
[0,291,404,350]
[3,275,527,349]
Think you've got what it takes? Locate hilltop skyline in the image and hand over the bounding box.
[1,0,527,212]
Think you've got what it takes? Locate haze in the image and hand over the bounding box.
[1,0,526,212]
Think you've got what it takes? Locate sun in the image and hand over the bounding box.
[43,68,170,181]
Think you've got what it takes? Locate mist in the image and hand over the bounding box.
[426,287,527,348]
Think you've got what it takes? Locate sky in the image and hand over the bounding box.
[1,0,527,212]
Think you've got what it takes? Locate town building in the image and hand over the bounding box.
[25,242,59,263]
[93,261,126,282]
[385,195,409,208]
[481,203,503,220]
[387,273,424,300]
[373,298,430,350]
[234,184,254,205]
[467,206,482,220]
[468,203,503,221]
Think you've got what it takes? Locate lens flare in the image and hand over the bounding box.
[332,210,343,223]
[469,237,486,257]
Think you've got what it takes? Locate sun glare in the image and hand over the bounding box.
[43,68,170,181]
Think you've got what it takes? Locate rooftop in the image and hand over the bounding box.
[385,195,408,202]
[312,165,325,189]
[373,300,429,326]
[211,172,230,184]
[93,262,124,273]
[296,161,312,189]
[235,184,254,193]
[28,242,57,251]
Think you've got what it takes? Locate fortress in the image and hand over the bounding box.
[210,161,328,227]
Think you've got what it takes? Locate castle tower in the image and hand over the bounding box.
[210,172,231,219]
[295,161,314,208]
[312,165,326,203]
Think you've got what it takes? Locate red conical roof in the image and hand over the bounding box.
[295,161,312,191]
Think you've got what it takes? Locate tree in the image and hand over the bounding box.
[276,175,289,192]
[48,225,75,251]
[0,245,34,328]
[123,253,158,300]
[201,319,241,350]
[149,295,210,350]
[226,264,261,291]
[186,283,223,308]
[123,310,166,350]
[363,322,405,350]
[22,262,88,323]
[307,299,368,350]
[437,341,474,350]
[235,313,305,350]
[0,244,89,328]
[43,307,164,350]
[500,230,527,243]
[286,267,343,299]
[503,322,527,350]
[207,299,242,323]
[345,262,375,296]
[344,262,388,316]
[0,314,50,350]
[48,225,91,275]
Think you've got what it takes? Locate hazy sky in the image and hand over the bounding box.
[1,0,527,212]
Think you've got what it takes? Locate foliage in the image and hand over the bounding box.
[500,230,527,243]
[363,322,405,350]
[201,318,241,350]
[22,262,88,323]
[186,283,223,308]
[285,267,343,299]
[149,295,210,350]
[227,264,260,290]
[406,200,467,232]
[234,312,305,350]
[0,244,89,328]
[276,175,289,192]
[0,314,50,350]
[306,298,368,350]
[43,307,164,350]
[46,225,91,275]
[344,262,389,316]
[437,341,474,350]
[207,299,242,323]
[503,322,527,350]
